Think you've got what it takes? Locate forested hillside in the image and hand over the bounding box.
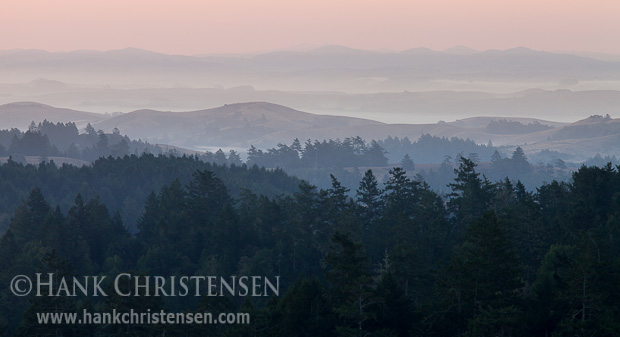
[1,157,619,336]
[0,154,300,234]
[1,120,573,193]
[246,136,572,192]
[0,121,163,162]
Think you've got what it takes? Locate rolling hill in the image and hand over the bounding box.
[90,102,619,162]
[93,102,384,148]
[0,102,106,130]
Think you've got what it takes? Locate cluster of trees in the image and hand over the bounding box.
[1,155,619,336]
[490,147,533,177]
[246,137,389,170]
[486,119,553,134]
[377,134,497,164]
[242,137,388,192]
[0,121,163,162]
[201,149,243,166]
[243,135,507,192]
[418,147,572,193]
[585,153,620,167]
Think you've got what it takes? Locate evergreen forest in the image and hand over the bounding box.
[1,152,619,336]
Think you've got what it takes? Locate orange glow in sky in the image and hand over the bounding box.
[1,0,619,54]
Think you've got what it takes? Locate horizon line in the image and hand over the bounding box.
[3,45,619,58]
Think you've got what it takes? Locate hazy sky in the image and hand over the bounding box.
[2,0,619,55]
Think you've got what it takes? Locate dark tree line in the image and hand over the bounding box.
[486,119,552,134]
[377,134,497,164]
[247,137,389,170]
[1,156,620,336]
[2,122,579,195]
[0,154,300,235]
[0,121,162,162]
[419,147,572,193]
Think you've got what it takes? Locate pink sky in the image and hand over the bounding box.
[2,0,619,55]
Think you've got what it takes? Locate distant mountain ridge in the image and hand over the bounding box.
[2,46,619,90]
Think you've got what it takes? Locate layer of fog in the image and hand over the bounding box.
[2,46,620,124]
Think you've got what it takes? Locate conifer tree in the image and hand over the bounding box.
[324,232,376,337]
[447,157,494,236]
[437,212,522,335]
[356,169,383,224]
